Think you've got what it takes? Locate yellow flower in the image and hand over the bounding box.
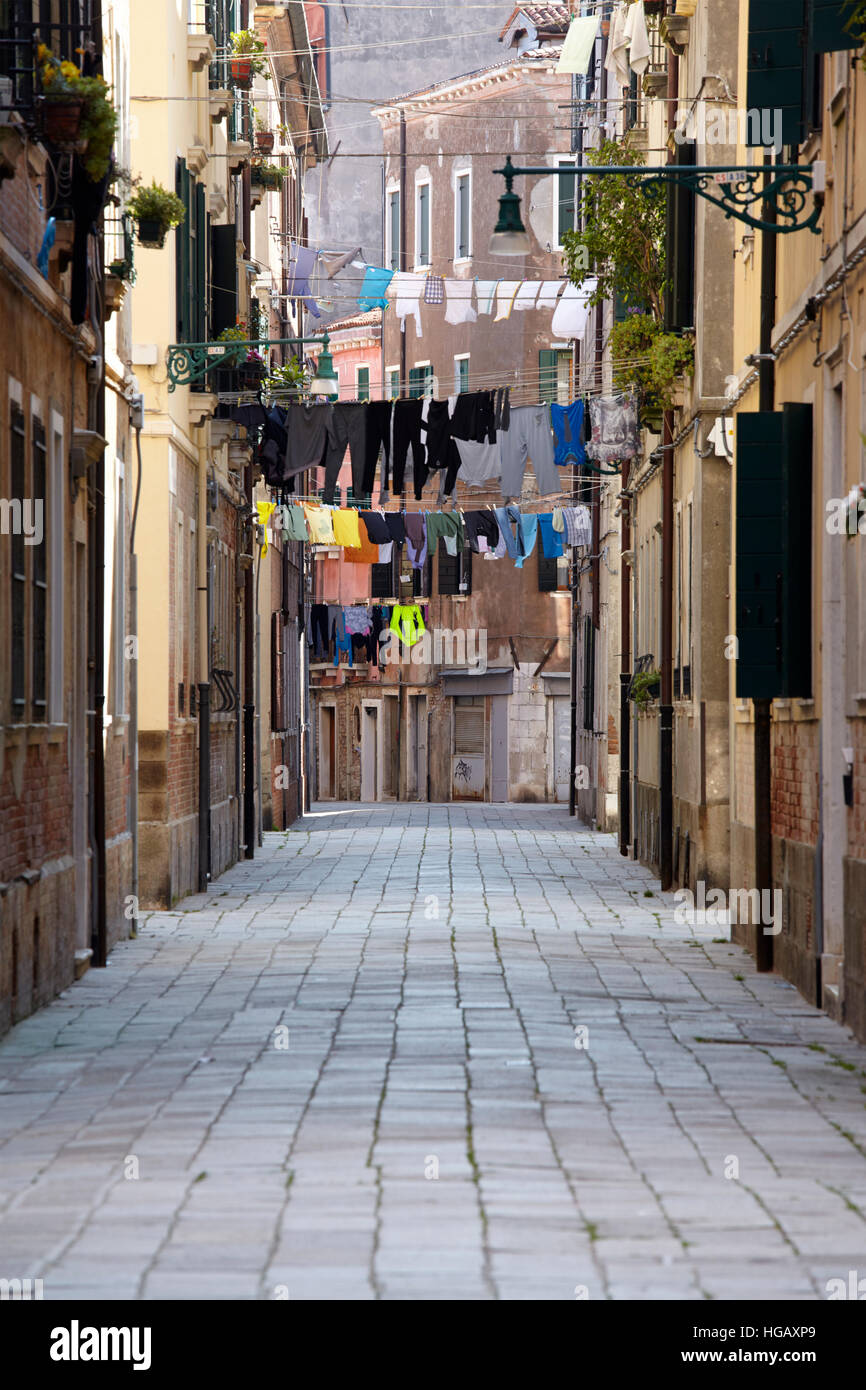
[42,68,55,87]
[37,43,49,60]
[60,60,80,79]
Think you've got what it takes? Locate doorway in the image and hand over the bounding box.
[553,696,571,802]
[361,703,380,801]
[407,693,428,801]
[318,705,336,798]
[72,541,88,950]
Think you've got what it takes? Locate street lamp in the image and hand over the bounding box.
[489,157,531,256]
[309,334,338,396]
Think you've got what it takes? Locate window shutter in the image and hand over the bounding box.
[538,544,559,593]
[664,140,695,333]
[454,701,485,754]
[437,538,460,595]
[31,417,47,718]
[811,0,860,51]
[196,183,208,342]
[746,0,807,148]
[175,160,190,342]
[735,403,812,699]
[538,349,558,401]
[357,367,370,400]
[582,615,595,731]
[211,224,237,338]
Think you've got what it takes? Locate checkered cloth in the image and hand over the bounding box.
[423,274,445,304]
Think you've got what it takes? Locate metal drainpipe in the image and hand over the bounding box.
[90,163,107,970]
[658,40,679,891]
[569,341,579,819]
[197,441,211,892]
[128,405,143,935]
[399,108,407,397]
[619,460,631,855]
[243,461,256,856]
[659,412,674,890]
[754,153,777,972]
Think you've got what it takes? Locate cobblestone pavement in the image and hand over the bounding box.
[2,803,866,1301]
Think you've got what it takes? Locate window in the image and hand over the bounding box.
[175,160,208,345]
[386,366,400,398]
[453,696,484,754]
[538,544,559,593]
[412,552,433,599]
[437,539,472,595]
[582,614,595,731]
[408,363,434,399]
[356,365,370,401]
[556,159,577,247]
[113,469,127,718]
[372,546,400,600]
[538,348,572,404]
[10,402,26,710]
[455,171,471,260]
[386,187,401,270]
[31,416,46,719]
[454,355,469,395]
[416,180,431,267]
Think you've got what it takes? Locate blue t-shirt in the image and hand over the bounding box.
[551,400,586,467]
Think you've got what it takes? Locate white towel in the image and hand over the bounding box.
[604,4,631,89]
[556,15,599,76]
[536,280,565,310]
[389,271,425,337]
[443,278,477,325]
[551,277,598,338]
[624,1,651,76]
[494,280,521,321]
[513,282,540,311]
[474,279,500,314]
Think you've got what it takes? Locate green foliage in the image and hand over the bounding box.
[608,313,694,411]
[266,357,309,396]
[251,161,286,189]
[630,670,660,709]
[36,45,117,181]
[230,28,269,77]
[844,1,866,63]
[127,181,186,228]
[562,139,667,320]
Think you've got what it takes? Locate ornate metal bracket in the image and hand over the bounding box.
[166,336,320,391]
[497,157,825,235]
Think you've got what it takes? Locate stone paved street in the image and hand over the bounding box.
[2,804,866,1301]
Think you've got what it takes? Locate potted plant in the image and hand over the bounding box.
[608,311,694,424]
[253,111,274,152]
[250,160,285,190]
[265,357,309,400]
[229,30,268,89]
[630,670,661,710]
[36,44,117,178]
[127,180,186,248]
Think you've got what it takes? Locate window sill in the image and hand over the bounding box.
[1,721,67,746]
[452,257,472,269]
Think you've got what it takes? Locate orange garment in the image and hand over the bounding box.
[343,528,379,563]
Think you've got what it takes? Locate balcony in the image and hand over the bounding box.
[0,0,96,126]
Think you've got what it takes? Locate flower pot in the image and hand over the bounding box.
[41,97,84,143]
[230,57,253,89]
[241,361,265,390]
[136,217,168,249]
[255,130,274,152]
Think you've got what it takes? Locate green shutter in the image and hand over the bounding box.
[746,0,806,148]
[196,183,208,342]
[175,160,189,341]
[811,0,861,50]
[539,349,558,401]
[558,169,576,245]
[357,367,370,401]
[735,403,812,699]
[664,140,695,333]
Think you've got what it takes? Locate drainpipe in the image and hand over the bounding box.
[657,42,679,891]
[659,411,674,889]
[255,539,263,846]
[754,154,777,972]
[128,397,144,931]
[399,107,407,399]
[90,173,107,970]
[243,460,256,856]
[619,461,631,854]
[569,341,579,819]
[197,438,211,891]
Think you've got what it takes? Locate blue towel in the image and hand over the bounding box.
[494,505,521,559]
[358,266,395,312]
[37,218,56,277]
[514,514,538,568]
[551,400,586,467]
[538,514,564,558]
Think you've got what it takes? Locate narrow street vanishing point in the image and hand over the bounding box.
[2,806,866,1302]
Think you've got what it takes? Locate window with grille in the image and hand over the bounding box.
[455,173,470,259]
[416,182,430,267]
[31,417,46,719]
[10,403,26,710]
[437,539,471,596]
[453,696,484,754]
[387,189,400,270]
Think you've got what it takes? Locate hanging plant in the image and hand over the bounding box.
[229,29,268,88]
[630,670,661,709]
[127,180,186,248]
[608,311,694,416]
[37,44,117,180]
[250,160,285,190]
[265,357,309,399]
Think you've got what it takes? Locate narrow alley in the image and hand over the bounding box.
[2,805,865,1302]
